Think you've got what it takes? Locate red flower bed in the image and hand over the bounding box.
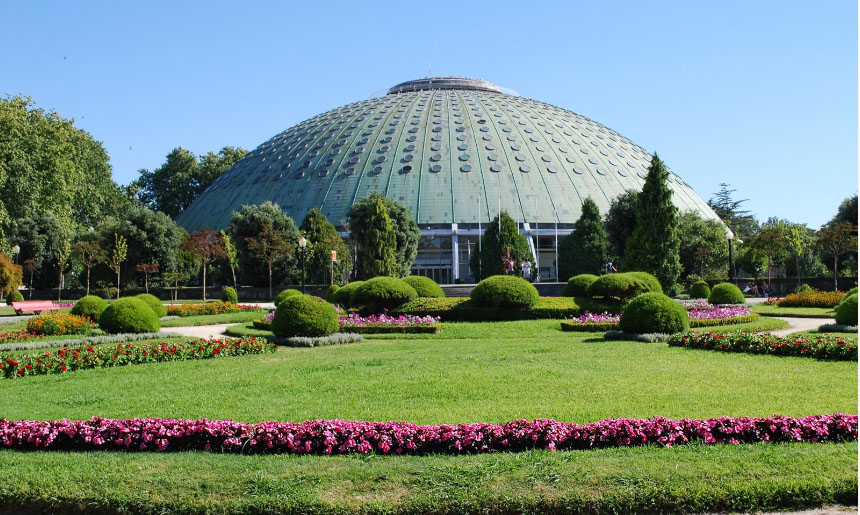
[667,331,857,360]
[0,337,275,378]
[0,414,854,454]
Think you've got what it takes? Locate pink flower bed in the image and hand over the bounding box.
[570,312,620,324]
[687,305,751,320]
[52,302,75,308]
[680,299,711,310]
[338,313,441,328]
[0,414,854,454]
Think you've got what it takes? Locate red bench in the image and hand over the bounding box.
[10,301,60,316]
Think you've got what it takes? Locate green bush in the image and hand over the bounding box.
[844,287,858,298]
[332,281,363,307]
[797,284,813,295]
[562,274,598,297]
[470,275,539,309]
[351,277,418,313]
[274,289,302,308]
[271,295,338,338]
[689,281,711,299]
[708,283,745,305]
[619,292,689,334]
[835,293,857,326]
[6,290,24,304]
[99,297,160,334]
[587,273,660,302]
[325,284,340,303]
[403,276,445,298]
[135,293,167,317]
[70,295,108,322]
[222,287,238,304]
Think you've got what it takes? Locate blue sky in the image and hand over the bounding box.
[3,0,856,228]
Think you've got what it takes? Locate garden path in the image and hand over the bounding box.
[160,324,232,339]
[767,316,835,337]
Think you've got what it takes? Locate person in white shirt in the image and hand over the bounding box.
[521,258,531,281]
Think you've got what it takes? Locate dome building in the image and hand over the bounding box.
[178,77,720,283]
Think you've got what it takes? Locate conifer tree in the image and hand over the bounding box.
[558,198,608,280]
[469,211,534,281]
[622,154,681,293]
[356,197,398,278]
[299,208,352,285]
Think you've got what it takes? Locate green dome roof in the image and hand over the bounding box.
[178,77,720,231]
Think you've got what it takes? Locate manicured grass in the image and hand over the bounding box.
[752,304,837,318]
[790,328,858,341]
[0,442,855,514]
[1,337,192,357]
[160,310,267,327]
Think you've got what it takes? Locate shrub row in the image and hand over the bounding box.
[393,297,598,321]
[818,323,858,333]
[0,336,275,378]
[279,332,365,347]
[777,290,844,308]
[585,272,662,302]
[561,314,760,333]
[166,302,259,317]
[0,332,184,352]
[340,324,443,334]
[330,276,444,310]
[1,414,854,454]
[560,321,619,332]
[666,331,857,360]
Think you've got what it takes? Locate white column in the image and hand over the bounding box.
[451,224,459,283]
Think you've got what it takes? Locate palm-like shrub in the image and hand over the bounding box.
[619,293,689,334]
[71,295,108,322]
[272,295,338,338]
[708,283,745,305]
[689,281,711,299]
[135,293,167,318]
[99,297,160,334]
[351,277,418,313]
[403,276,445,298]
[470,275,539,309]
[562,274,598,297]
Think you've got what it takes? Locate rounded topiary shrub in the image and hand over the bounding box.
[403,276,445,298]
[135,293,167,317]
[98,297,160,334]
[689,281,711,299]
[325,284,340,303]
[619,292,689,334]
[797,283,814,295]
[70,295,108,322]
[835,293,857,326]
[275,289,302,308]
[332,281,363,307]
[627,272,663,295]
[562,274,598,297]
[586,273,646,302]
[470,275,539,309]
[844,286,858,298]
[7,290,24,304]
[222,287,238,304]
[351,277,418,313]
[708,283,745,305]
[272,295,339,338]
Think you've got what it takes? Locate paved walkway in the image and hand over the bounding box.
[160,324,233,339]
[768,316,834,337]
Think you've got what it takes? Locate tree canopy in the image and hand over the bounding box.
[558,198,608,280]
[469,211,534,281]
[677,211,729,282]
[227,202,301,287]
[707,183,758,239]
[604,190,638,262]
[345,194,419,278]
[299,208,352,285]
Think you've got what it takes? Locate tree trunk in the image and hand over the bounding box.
[231,266,237,290]
[28,273,33,299]
[202,262,207,302]
[58,269,62,302]
[834,254,838,291]
[268,262,273,300]
[144,273,149,293]
[116,267,120,300]
[86,267,91,296]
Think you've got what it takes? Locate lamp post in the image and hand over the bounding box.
[299,237,307,294]
[726,228,735,282]
[11,245,20,265]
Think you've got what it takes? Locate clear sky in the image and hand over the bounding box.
[3,0,857,229]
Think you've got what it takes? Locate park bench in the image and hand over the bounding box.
[10,301,60,316]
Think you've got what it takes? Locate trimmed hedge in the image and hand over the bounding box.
[325,284,340,303]
[562,313,760,332]
[562,274,598,297]
[222,287,238,304]
[835,293,857,326]
[620,293,689,334]
[332,281,363,308]
[70,295,108,322]
[560,321,618,332]
[689,281,711,299]
[6,290,23,304]
[274,289,302,308]
[135,293,167,318]
[271,295,338,338]
[708,283,745,305]
[470,275,539,309]
[340,323,443,335]
[98,298,160,334]
[587,272,661,302]
[351,277,418,314]
[403,276,445,298]
[393,297,611,322]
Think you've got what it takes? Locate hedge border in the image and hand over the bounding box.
[561,314,760,333]
[340,324,443,335]
[0,332,185,352]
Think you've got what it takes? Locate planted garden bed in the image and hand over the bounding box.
[667,331,857,360]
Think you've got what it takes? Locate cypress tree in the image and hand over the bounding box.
[558,198,608,280]
[622,154,681,293]
[299,208,352,285]
[357,197,398,278]
[469,211,534,281]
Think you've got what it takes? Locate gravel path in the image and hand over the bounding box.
[160,324,233,339]
[768,316,834,337]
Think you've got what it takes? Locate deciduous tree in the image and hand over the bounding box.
[182,229,226,301]
[244,225,294,299]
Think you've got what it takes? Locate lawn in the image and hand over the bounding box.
[752,304,837,318]
[0,320,855,513]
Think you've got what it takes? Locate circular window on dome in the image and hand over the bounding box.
[432,134,442,141]
[536,145,546,152]
[617,169,627,177]
[482,135,492,141]
[600,149,609,156]
[403,154,414,162]
[431,144,441,151]
[354,147,364,154]
[349,157,360,164]
[382,136,392,143]
[515,154,526,161]
[547,166,558,173]
[430,164,442,173]
[485,144,495,150]
[479,127,489,132]
[458,144,468,151]
[405,144,415,151]
[281,163,291,170]
[320,169,331,177]
[559,146,569,153]
[541,155,552,162]
[589,157,598,164]
[293,172,304,179]
[456,126,465,132]
[401,165,413,173]
[566,156,576,164]
[372,166,383,174]
[529,136,539,142]
[430,154,442,162]
[324,158,334,166]
[459,154,470,161]
[460,164,472,173]
[524,128,534,133]
[637,171,646,179]
[628,161,636,168]
[406,135,417,142]
[487,153,499,161]
[380,145,390,152]
[511,144,521,151]
[375,156,386,163]
[520,165,531,173]
[457,134,466,141]
[502,127,512,132]
[490,165,502,172]
[596,167,606,175]
[432,127,442,133]
[408,128,418,133]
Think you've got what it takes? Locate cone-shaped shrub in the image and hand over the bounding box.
[562,274,598,297]
[99,297,160,334]
[135,293,166,317]
[272,295,338,338]
[222,287,238,304]
[471,275,539,309]
[403,276,445,298]
[689,281,711,299]
[708,283,745,305]
[70,295,108,322]
[351,277,418,313]
[620,292,689,334]
[835,293,857,326]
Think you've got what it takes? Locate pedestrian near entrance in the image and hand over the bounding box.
[521,258,531,281]
[503,257,514,275]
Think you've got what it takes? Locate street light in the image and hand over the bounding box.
[726,228,734,281]
[298,237,308,294]
[11,245,19,265]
